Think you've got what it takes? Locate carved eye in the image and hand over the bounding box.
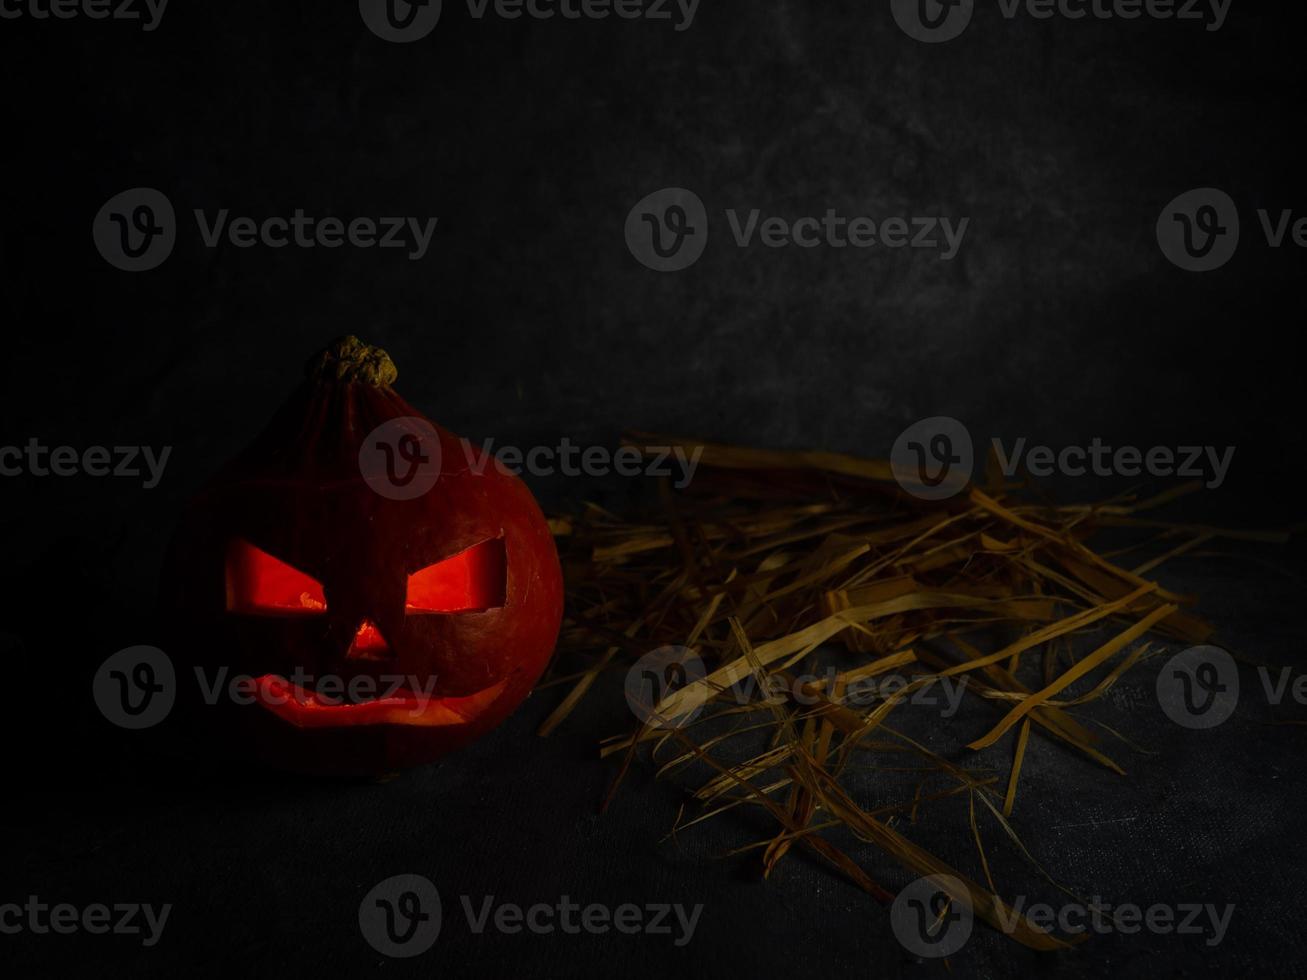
[226,539,327,616]
[406,538,506,613]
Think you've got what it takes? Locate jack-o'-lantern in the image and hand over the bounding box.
[162,337,564,775]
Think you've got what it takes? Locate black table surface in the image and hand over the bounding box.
[6,550,1305,979]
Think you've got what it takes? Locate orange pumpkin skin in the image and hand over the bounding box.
[161,338,563,775]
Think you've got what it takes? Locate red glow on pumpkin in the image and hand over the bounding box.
[406,538,506,613]
[347,617,391,660]
[253,674,508,729]
[226,539,328,616]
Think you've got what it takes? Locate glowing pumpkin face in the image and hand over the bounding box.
[162,338,564,774]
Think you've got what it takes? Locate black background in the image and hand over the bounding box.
[2,1,1306,977]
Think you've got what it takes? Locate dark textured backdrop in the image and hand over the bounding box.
[2,1,1305,976]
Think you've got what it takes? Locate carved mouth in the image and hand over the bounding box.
[252,674,507,728]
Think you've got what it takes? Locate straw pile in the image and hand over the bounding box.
[539,436,1283,949]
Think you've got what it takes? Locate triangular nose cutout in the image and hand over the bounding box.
[346,618,392,660]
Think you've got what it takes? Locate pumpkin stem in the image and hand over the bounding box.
[305,336,398,387]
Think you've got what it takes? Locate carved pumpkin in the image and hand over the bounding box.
[162,337,564,774]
